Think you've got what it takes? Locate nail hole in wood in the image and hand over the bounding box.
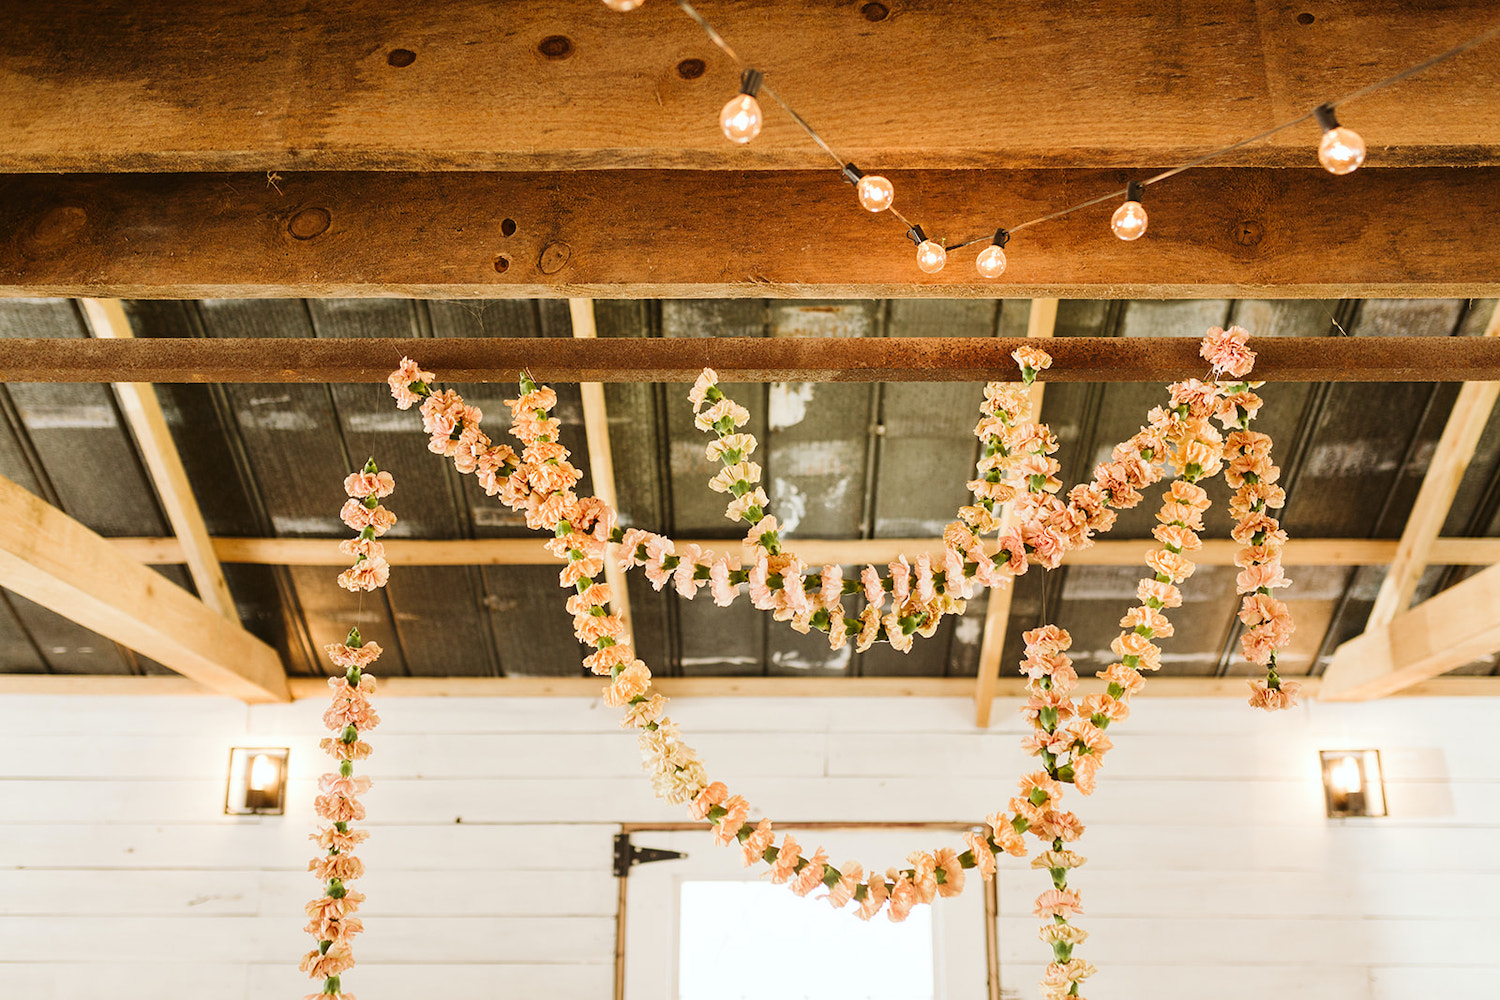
[1297,12,1315,24]
[500,218,517,237]
[288,207,332,240]
[677,58,706,80]
[387,49,416,67]
[538,35,573,60]
[861,2,890,22]
[494,255,511,273]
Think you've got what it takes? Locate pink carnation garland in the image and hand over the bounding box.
[301,461,392,1000]
[383,330,1295,997]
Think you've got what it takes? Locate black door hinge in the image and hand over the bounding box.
[614,833,688,878]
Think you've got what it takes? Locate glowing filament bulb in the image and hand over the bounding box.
[976,245,1006,278]
[915,240,946,274]
[720,94,763,143]
[1314,105,1365,175]
[1111,201,1148,241]
[1319,127,1366,174]
[248,753,277,792]
[1329,756,1363,796]
[856,174,894,212]
[602,0,645,9]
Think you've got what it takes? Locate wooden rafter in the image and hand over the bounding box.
[2,170,1499,299]
[2,673,1496,700]
[0,2,1494,172]
[570,298,634,637]
[4,335,1500,384]
[975,299,1055,728]
[1319,304,1500,699]
[78,298,236,619]
[0,473,288,702]
[106,535,1500,568]
[1319,562,1500,702]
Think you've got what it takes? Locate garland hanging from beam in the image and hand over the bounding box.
[382,326,1297,998]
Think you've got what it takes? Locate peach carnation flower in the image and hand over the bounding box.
[1201,325,1256,378]
[388,357,434,409]
[767,835,802,883]
[741,819,774,867]
[790,847,829,897]
[1012,344,1054,374]
[1033,887,1084,919]
[688,368,719,412]
[826,861,863,909]
[1247,677,1302,711]
[965,830,996,879]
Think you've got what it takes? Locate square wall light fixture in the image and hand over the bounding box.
[226,747,289,815]
[1320,749,1386,818]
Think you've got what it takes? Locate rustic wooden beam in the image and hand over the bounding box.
[1319,562,1500,701]
[0,2,1494,173]
[975,298,1055,727]
[1363,306,1500,630]
[570,298,634,638]
[0,474,288,703]
[105,535,1500,568]
[3,674,1496,700]
[79,298,237,620]
[5,334,1500,384]
[2,169,1499,299]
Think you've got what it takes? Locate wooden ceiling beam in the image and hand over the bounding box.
[1362,306,1500,630]
[2,169,1499,299]
[569,298,634,638]
[78,298,237,620]
[3,674,1497,701]
[5,334,1500,385]
[0,474,288,703]
[1319,562,1500,701]
[1,2,1494,172]
[106,535,1500,568]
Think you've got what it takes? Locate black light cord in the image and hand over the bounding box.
[671,1,1500,260]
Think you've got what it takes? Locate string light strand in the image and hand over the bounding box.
[651,1,1500,271]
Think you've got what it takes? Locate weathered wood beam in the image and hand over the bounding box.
[5,334,1500,385]
[975,299,1055,727]
[2,169,1499,299]
[570,298,634,638]
[0,2,1494,172]
[79,298,237,619]
[1363,306,1500,630]
[3,674,1497,700]
[0,474,288,702]
[106,535,1500,568]
[1319,562,1500,701]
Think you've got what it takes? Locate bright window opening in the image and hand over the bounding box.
[678,880,936,1000]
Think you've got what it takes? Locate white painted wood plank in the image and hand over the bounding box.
[994,870,1500,919]
[0,822,616,871]
[999,962,1370,1000]
[5,775,1497,825]
[995,916,1500,965]
[248,960,615,1000]
[0,914,615,963]
[0,962,251,1000]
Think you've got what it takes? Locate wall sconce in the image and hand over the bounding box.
[226,747,289,815]
[1320,750,1386,818]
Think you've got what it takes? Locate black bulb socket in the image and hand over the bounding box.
[739,68,764,97]
[1313,104,1340,134]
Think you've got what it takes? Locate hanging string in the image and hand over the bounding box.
[665,1,1500,261]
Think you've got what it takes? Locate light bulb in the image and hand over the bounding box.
[248,753,277,792]
[1318,126,1365,175]
[915,240,946,273]
[1328,756,1363,796]
[976,245,1007,278]
[1111,200,1148,240]
[602,0,645,9]
[720,94,763,144]
[856,174,894,212]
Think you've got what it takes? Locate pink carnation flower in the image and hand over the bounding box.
[387,357,434,409]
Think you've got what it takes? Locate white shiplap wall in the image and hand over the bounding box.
[0,692,1494,999]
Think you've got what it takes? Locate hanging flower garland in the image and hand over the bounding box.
[382,329,1294,997]
[300,461,392,1000]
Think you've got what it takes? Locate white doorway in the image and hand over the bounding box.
[620,825,993,1000]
